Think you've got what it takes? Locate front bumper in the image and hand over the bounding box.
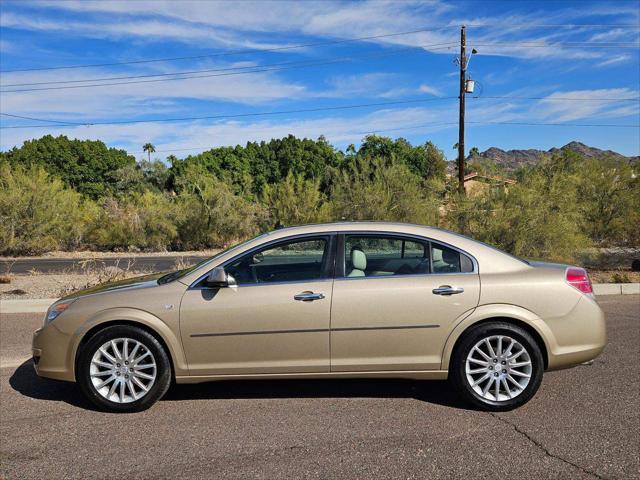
[32,324,76,382]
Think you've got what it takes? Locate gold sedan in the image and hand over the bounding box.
[32,222,606,412]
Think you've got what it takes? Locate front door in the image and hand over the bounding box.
[330,234,480,371]
[180,235,334,375]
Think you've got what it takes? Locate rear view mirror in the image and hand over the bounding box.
[204,267,236,288]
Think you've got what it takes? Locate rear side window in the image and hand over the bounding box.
[344,235,430,277]
[431,242,474,273]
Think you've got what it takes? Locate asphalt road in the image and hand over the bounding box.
[0,256,209,274]
[1,296,638,479]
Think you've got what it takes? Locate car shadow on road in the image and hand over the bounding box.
[164,378,472,409]
[10,360,472,411]
[9,360,96,410]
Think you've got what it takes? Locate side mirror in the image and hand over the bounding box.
[204,267,236,288]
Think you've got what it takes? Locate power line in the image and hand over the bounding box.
[467,120,640,128]
[0,42,457,89]
[0,26,457,74]
[471,95,640,102]
[0,96,459,129]
[472,41,640,48]
[0,44,458,93]
[466,23,640,29]
[0,112,87,125]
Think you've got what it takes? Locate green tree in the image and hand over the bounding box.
[143,143,156,162]
[1,135,135,199]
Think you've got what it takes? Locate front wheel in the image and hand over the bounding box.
[450,322,544,411]
[77,325,172,413]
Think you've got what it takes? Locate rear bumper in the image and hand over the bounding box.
[32,324,76,382]
[545,295,607,371]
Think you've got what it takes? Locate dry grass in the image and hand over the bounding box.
[53,258,153,297]
[0,274,12,284]
[588,269,640,284]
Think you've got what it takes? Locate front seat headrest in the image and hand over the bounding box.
[351,248,367,271]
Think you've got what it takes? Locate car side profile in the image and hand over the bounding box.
[32,222,606,412]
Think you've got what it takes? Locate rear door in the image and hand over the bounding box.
[330,233,480,371]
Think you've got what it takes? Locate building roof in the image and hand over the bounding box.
[463,172,517,184]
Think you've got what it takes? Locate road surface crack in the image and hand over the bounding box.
[489,413,607,480]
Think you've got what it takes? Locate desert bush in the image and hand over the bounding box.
[174,164,265,249]
[0,164,90,254]
[328,156,443,225]
[575,158,639,246]
[261,172,330,227]
[445,156,592,262]
[88,191,179,250]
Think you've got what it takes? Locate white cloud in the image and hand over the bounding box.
[534,88,640,122]
[0,65,308,119]
[419,84,442,96]
[9,0,626,61]
[596,55,632,67]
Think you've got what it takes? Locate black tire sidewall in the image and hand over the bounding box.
[77,325,171,413]
[450,322,544,411]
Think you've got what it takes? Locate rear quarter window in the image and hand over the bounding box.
[431,242,474,273]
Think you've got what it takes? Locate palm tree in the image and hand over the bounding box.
[143,143,156,162]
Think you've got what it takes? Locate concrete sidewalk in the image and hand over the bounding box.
[1,283,638,314]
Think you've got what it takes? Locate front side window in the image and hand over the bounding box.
[344,235,430,277]
[225,237,330,285]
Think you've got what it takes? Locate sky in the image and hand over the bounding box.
[0,0,639,161]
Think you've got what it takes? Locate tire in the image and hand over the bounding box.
[77,325,172,413]
[449,322,544,411]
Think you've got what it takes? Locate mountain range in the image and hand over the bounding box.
[453,141,639,174]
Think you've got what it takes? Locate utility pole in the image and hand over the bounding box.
[457,25,466,195]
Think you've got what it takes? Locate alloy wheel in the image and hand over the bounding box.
[89,337,157,403]
[465,334,532,402]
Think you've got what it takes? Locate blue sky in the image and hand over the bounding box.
[0,0,638,160]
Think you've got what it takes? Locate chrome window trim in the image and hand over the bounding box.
[340,231,479,278]
[189,232,338,290]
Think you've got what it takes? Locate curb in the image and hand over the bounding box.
[1,298,58,314]
[2,284,639,314]
[592,283,640,296]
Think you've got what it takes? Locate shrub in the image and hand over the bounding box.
[327,156,443,225]
[261,172,329,227]
[174,164,265,249]
[0,164,90,255]
[88,191,179,251]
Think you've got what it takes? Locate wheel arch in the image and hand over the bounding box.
[441,305,551,371]
[72,308,189,380]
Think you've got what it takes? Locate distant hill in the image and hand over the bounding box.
[453,141,639,174]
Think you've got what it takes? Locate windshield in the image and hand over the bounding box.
[157,233,269,284]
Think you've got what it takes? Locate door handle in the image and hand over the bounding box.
[432,285,464,296]
[294,291,325,302]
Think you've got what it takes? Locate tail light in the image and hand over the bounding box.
[566,267,593,294]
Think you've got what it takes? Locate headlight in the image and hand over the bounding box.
[44,299,76,325]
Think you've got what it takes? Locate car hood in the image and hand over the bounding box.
[60,272,165,300]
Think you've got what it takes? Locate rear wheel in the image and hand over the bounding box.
[450,322,544,411]
[77,325,171,412]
